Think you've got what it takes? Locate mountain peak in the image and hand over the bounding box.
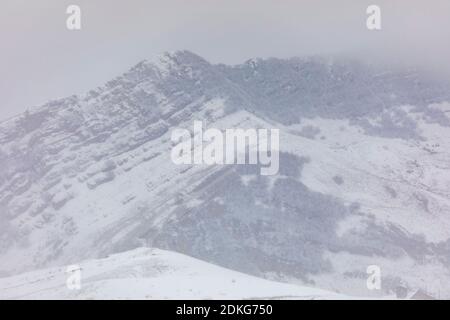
[142,50,209,71]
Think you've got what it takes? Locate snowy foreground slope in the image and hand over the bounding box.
[1,50,450,299]
[0,248,347,300]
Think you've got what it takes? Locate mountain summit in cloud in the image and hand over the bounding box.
[1,51,450,298]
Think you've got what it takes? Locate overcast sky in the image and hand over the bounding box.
[1,0,450,120]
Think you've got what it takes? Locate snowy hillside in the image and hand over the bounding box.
[1,50,450,299]
[0,247,347,300]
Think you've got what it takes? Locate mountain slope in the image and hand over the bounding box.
[1,50,450,298]
[0,247,349,300]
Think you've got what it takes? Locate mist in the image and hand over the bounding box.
[1,0,450,120]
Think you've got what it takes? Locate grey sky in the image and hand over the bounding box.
[1,0,450,121]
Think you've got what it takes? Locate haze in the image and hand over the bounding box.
[1,0,450,120]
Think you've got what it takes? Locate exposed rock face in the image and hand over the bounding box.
[1,50,450,297]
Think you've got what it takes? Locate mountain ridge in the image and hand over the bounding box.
[1,51,450,298]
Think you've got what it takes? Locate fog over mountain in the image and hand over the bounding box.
[2,0,450,120]
[1,50,450,298]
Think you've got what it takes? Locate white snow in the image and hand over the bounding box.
[0,248,349,300]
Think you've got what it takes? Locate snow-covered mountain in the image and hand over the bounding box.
[1,50,450,299]
[0,247,347,300]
